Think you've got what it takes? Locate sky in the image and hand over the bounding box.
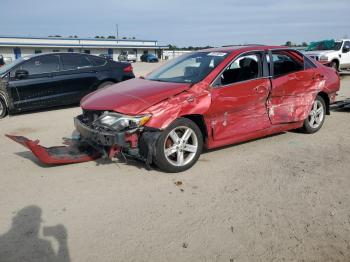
[0,0,349,47]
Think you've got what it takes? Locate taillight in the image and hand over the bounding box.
[123,64,133,73]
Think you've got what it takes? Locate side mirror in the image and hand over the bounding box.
[15,69,29,79]
[343,46,350,53]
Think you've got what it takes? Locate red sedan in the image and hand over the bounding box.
[8,45,340,172]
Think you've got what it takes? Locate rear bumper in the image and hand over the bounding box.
[74,115,127,147]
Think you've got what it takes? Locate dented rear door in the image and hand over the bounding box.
[267,50,321,124]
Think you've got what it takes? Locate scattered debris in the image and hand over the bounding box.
[330,99,350,110]
[174,181,183,186]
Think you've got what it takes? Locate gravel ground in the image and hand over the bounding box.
[0,63,349,262]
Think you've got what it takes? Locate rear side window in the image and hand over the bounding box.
[270,51,303,77]
[88,56,107,67]
[61,54,92,71]
[20,55,59,75]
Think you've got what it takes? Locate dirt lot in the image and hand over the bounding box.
[0,63,350,262]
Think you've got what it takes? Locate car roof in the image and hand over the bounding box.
[197,45,288,53]
[23,52,101,59]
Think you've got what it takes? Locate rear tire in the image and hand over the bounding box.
[302,95,326,134]
[97,81,114,90]
[0,96,7,119]
[154,118,203,173]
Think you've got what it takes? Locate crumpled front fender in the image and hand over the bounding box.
[144,83,212,129]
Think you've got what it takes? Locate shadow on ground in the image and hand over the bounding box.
[0,206,70,262]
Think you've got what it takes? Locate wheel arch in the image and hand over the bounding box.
[99,78,117,85]
[0,91,8,106]
[317,91,330,115]
[181,114,208,142]
[330,58,340,68]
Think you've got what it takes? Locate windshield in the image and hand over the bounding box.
[306,40,343,51]
[0,58,25,76]
[146,51,229,83]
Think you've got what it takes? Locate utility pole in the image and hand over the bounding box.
[116,24,119,39]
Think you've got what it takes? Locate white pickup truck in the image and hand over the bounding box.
[305,39,350,71]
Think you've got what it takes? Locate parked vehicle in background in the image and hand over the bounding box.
[118,51,137,62]
[0,52,134,118]
[140,53,159,63]
[99,54,113,60]
[0,55,4,67]
[305,39,350,71]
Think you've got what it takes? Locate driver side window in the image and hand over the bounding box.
[216,53,261,86]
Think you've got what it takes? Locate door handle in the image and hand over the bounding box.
[254,85,268,94]
[288,74,301,81]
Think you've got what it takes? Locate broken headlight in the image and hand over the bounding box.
[94,112,152,131]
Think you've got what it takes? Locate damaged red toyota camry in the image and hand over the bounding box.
[9,46,340,172]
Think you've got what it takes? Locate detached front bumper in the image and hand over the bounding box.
[74,115,128,147]
[6,115,160,166]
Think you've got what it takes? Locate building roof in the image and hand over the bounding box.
[0,35,158,42]
[0,35,168,49]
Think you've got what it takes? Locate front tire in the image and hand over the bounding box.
[0,96,7,119]
[302,95,326,134]
[154,118,203,173]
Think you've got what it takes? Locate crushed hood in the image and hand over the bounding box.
[81,78,191,115]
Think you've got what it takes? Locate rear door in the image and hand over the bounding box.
[207,51,271,141]
[55,54,98,104]
[267,49,321,124]
[8,54,61,111]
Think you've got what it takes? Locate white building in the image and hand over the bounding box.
[0,35,168,63]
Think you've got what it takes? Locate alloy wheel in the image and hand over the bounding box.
[308,100,324,129]
[163,126,198,167]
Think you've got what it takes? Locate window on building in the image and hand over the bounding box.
[20,55,59,75]
[84,50,91,54]
[60,54,92,70]
[34,49,42,54]
[68,48,74,52]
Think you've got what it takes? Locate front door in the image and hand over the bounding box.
[267,50,321,124]
[8,54,62,111]
[207,52,271,142]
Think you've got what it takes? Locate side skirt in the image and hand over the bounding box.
[206,121,304,149]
